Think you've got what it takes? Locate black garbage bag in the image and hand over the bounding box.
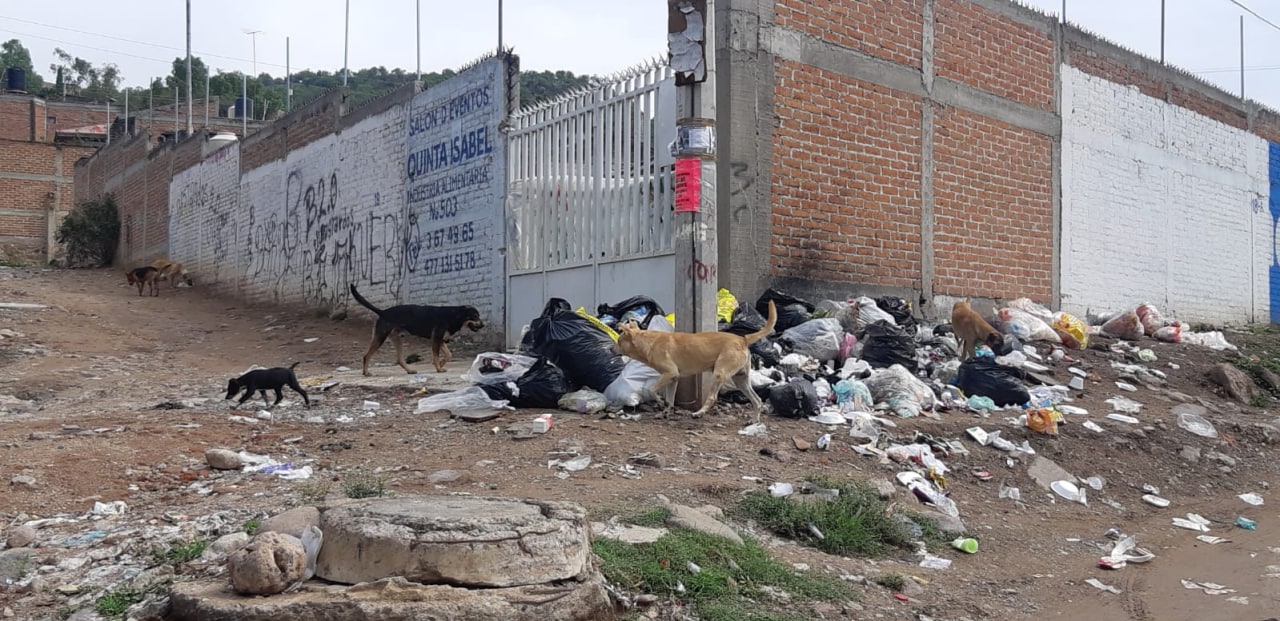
[860,320,918,372]
[510,358,570,408]
[954,358,1030,406]
[875,296,917,330]
[521,309,626,391]
[721,303,767,336]
[755,288,814,333]
[596,295,666,329]
[519,298,574,354]
[768,378,820,418]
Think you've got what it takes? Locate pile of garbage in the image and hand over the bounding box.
[415,290,1236,435]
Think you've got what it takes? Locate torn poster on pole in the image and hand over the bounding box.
[675,158,701,213]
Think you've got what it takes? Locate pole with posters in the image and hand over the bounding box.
[668,0,718,409]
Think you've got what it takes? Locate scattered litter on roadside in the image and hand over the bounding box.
[303,337,319,343]
[1142,495,1170,508]
[1085,578,1121,594]
[1051,480,1088,505]
[1105,396,1143,414]
[1238,493,1265,506]
[1235,516,1257,530]
[1098,535,1154,569]
[1114,381,1138,392]
[1180,579,1236,595]
[1196,535,1230,545]
[1105,413,1140,425]
[1173,514,1212,532]
[919,555,952,570]
[738,423,768,437]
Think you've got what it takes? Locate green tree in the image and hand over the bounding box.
[0,39,45,92]
[49,47,120,101]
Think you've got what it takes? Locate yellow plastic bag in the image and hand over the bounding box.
[576,307,619,341]
[1051,312,1089,349]
[1025,408,1064,435]
[666,313,676,327]
[717,289,738,324]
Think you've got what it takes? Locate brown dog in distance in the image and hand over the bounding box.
[951,298,1004,360]
[125,266,162,297]
[616,300,777,422]
[150,258,194,288]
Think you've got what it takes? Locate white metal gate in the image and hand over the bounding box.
[505,62,677,347]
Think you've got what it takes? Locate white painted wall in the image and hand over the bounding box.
[1061,66,1272,325]
[403,58,508,333]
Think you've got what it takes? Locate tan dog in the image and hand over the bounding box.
[616,301,777,422]
[125,266,162,297]
[951,298,1004,360]
[150,258,194,288]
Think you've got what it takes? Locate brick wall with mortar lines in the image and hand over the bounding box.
[935,0,1054,111]
[932,106,1053,300]
[774,0,923,68]
[1060,66,1271,324]
[770,60,923,289]
[0,138,94,259]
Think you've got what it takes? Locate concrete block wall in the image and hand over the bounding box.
[721,0,1280,325]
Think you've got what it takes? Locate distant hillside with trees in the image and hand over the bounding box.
[1,38,596,121]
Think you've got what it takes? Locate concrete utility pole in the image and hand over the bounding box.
[343,0,350,86]
[668,0,718,409]
[186,0,193,135]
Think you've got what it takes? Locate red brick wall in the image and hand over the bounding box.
[935,0,1055,111]
[771,61,923,289]
[0,134,95,260]
[0,97,33,141]
[775,0,924,68]
[931,106,1053,300]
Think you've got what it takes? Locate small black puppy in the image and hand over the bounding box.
[225,362,310,409]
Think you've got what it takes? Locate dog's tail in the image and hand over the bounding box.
[348,284,383,316]
[744,300,777,345]
[288,362,300,371]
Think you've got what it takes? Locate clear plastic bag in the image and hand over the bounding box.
[863,364,936,418]
[604,358,662,407]
[462,353,538,386]
[846,296,897,333]
[414,386,512,414]
[558,389,610,414]
[1007,298,1055,323]
[998,308,1062,343]
[780,318,844,362]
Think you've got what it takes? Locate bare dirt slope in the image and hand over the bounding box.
[0,266,1277,620]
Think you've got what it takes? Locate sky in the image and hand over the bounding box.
[1,0,1278,110]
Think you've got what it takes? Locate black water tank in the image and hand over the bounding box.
[234,96,254,119]
[4,67,26,93]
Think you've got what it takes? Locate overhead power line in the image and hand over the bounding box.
[0,14,287,70]
[1225,0,1280,32]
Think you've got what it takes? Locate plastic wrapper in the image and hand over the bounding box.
[716,289,738,324]
[1007,298,1055,323]
[842,296,897,334]
[1100,309,1143,340]
[847,411,879,439]
[577,307,620,340]
[604,358,662,407]
[1052,311,1089,349]
[1135,303,1166,336]
[864,364,936,418]
[833,378,874,412]
[596,296,666,330]
[780,318,844,362]
[1153,322,1182,343]
[462,353,538,386]
[1025,407,1064,435]
[1181,330,1237,351]
[886,443,949,475]
[415,386,512,414]
[998,308,1061,343]
[558,389,610,414]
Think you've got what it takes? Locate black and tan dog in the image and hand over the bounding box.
[225,362,310,409]
[125,266,162,297]
[348,284,484,376]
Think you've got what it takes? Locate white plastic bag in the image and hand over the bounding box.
[847,296,897,333]
[1007,298,1055,323]
[998,308,1061,343]
[414,386,512,414]
[604,358,662,407]
[1182,331,1238,351]
[461,353,538,385]
[558,389,610,414]
[780,318,844,362]
[301,525,323,581]
[863,364,936,418]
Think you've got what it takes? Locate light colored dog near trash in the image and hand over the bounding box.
[615,301,777,422]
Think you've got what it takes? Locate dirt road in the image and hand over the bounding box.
[0,267,1277,620]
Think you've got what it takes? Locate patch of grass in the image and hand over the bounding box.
[1251,392,1270,408]
[871,573,906,592]
[730,476,940,557]
[0,258,27,268]
[297,481,332,503]
[57,606,75,620]
[149,539,207,567]
[242,518,261,535]
[405,353,423,364]
[342,472,388,499]
[627,507,670,528]
[95,587,145,619]
[1190,322,1218,333]
[593,528,852,621]
[1232,357,1280,399]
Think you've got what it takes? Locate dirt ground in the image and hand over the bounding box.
[0,266,1278,621]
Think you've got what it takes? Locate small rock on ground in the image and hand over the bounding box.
[204,448,243,470]
[5,525,36,549]
[1208,363,1258,404]
[257,506,320,539]
[657,495,743,545]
